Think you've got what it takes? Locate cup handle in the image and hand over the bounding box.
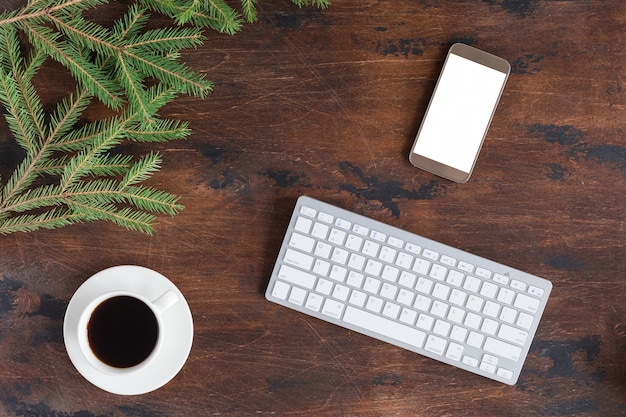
[151,290,178,314]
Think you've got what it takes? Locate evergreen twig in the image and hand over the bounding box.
[0,0,329,235]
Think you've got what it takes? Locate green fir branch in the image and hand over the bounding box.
[0,0,330,235]
[0,207,84,235]
[21,20,124,108]
[241,0,258,22]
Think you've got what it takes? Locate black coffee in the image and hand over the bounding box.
[87,295,159,368]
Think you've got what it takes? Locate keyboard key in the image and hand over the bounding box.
[447,306,465,323]
[483,337,522,362]
[332,284,351,299]
[416,314,434,331]
[300,205,316,217]
[370,230,386,242]
[516,312,534,330]
[480,282,498,298]
[467,331,484,348]
[498,324,528,346]
[480,362,496,374]
[440,255,457,267]
[464,312,482,329]
[433,320,451,336]
[528,285,545,297]
[514,293,540,313]
[316,278,333,295]
[429,264,448,281]
[458,261,474,273]
[379,246,397,263]
[345,234,364,251]
[331,247,349,264]
[328,228,346,245]
[366,296,384,313]
[413,258,430,275]
[422,249,439,261]
[380,283,398,300]
[497,368,514,380]
[322,299,344,319]
[395,252,414,269]
[381,265,399,282]
[348,290,366,307]
[482,353,499,366]
[343,306,426,348]
[317,212,333,223]
[425,335,447,355]
[288,287,307,306]
[497,288,515,304]
[399,308,417,325]
[352,224,369,236]
[397,288,415,306]
[500,306,517,324]
[398,271,417,288]
[329,265,347,282]
[432,283,450,300]
[430,300,448,317]
[284,249,314,270]
[483,301,500,318]
[447,270,464,287]
[272,281,290,300]
[463,276,481,292]
[289,232,315,253]
[311,222,329,239]
[348,253,366,270]
[449,289,467,306]
[405,242,421,255]
[278,265,316,289]
[364,259,382,276]
[363,277,381,294]
[475,267,492,279]
[462,356,479,367]
[294,217,312,233]
[314,242,332,258]
[388,236,404,248]
[466,295,484,312]
[305,293,323,312]
[481,318,499,335]
[335,217,351,230]
[346,271,364,288]
[415,277,433,294]
[362,240,380,257]
[450,325,468,342]
[414,295,431,312]
[446,343,464,361]
[510,279,527,291]
[313,259,330,276]
[382,302,401,319]
[493,273,509,285]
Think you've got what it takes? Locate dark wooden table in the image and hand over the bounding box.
[1,1,625,416]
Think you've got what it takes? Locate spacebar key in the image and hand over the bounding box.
[343,306,426,348]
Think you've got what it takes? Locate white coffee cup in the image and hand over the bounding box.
[64,265,193,395]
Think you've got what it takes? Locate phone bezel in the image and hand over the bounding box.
[409,43,510,183]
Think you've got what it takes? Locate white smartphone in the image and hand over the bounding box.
[409,43,510,183]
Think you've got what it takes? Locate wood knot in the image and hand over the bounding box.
[14,286,41,316]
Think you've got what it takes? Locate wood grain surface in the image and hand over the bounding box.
[1,1,625,416]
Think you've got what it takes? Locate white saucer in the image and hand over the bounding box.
[63,265,193,395]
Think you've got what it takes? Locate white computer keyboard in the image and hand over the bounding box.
[265,196,552,385]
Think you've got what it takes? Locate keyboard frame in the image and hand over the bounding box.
[266,196,552,385]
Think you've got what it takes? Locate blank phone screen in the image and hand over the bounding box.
[412,53,508,173]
